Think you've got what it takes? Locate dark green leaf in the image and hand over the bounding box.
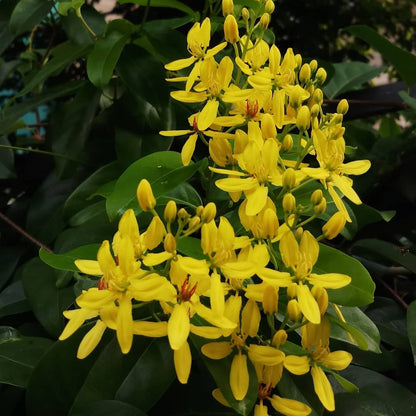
[9,0,52,35]
[0,81,85,135]
[332,391,395,416]
[329,371,359,393]
[159,182,202,208]
[407,300,416,365]
[345,25,416,86]
[0,58,20,86]
[399,90,416,110]
[0,246,23,291]
[0,0,17,54]
[22,258,75,337]
[323,61,385,98]
[314,244,375,306]
[69,200,107,227]
[40,244,100,272]
[117,0,197,18]
[0,335,53,388]
[57,0,85,16]
[177,237,206,260]
[0,281,30,318]
[87,20,134,87]
[0,136,16,178]
[71,400,146,416]
[106,151,206,221]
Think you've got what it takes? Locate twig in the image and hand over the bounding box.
[375,275,408,309]
[0,212,53,253]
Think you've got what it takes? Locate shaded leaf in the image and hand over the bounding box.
[9,0,52,36]
[0,136,16,178]
[117,0,197,18]
[407,300,416,365]
[71,400,146,416]
[0,280,30,318]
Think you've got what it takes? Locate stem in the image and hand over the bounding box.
[76,8,97,38]
[0,211,53,253]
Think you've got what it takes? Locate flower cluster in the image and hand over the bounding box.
[60,1,372,414]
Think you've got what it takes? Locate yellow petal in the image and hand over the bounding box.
[215,177,258,192]
[241,299,260,337]
[174,341,192,384]
[190,324,224,339]
[77,320,107,359]
[170,90,207,103]
[230,352,249,400]
[341,159,371,175]
[142,251,173,266]
[159,129,192,137]
[297,284,321,324]
[245,185,269,216]
[201,341,233,359]
[97,240,116,274]
[279,231,300,270]
[59,309,98,340]
[116,295,133,354]
[257,268,293,287]
[328,185,351,223]
[308,273,351,289]
[332,175,362,205]
[76,288,116,310]
[198,99,219,131]
[320,350,352,371]
[75,260,102,276]
[165,56,197,71]
[210,271,225,316]
[132,321,168,337]
[205,42,227,58]
[300,230,319,269]
[212,388,231,407]
[248,344,285,366]
[168,303,190,350]
[311,363,335,411]
[268,394,312,416]
[284,355,310,375]
[129,274,176,302]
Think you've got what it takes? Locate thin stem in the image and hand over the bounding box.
[76,8,97,38]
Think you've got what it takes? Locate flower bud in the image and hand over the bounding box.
[282,134,293,152]
[287,283,297,299]
[187,216,201,231]
[222,0,234,16]
[137,179,156,211]
[196,205,204,217]
[242,7,249,22]
[263,208,279,239]
[299,63,311,83]
[201,202,217,223]
[282,168,296,189]
[272,329,287,347]
[164,200,177,223]
[310,189,323,205]
[294,54,302,69]
[224,14,239,43]
[178,208,190,221]
[322,211,346,239]
[262,285,278,315]
[309,59,318,73]
[337,98,349,115]
[313,88,323,105]
[261,113,276,139]
[310,103,320,118]
[259,13,270,30]
[315,67,327,85]
[296,105,310,131]
[314,198,327,216]
[283,193,296,214]
[265,0,275,14]
[287,299,302,321]
[164,232,177,253]
[294,227,303,240]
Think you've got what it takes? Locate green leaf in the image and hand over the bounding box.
[0,81,85,135]
[0,246,23,291]
[48,82,101,178]
[57,0,85,16]
[0,136,16,179]
[399,90,416,110]
[22,258,75,337]
[159,182,202,208]
[339,365,416,416]
[326,305,381,353]
[332,391,395,416]
[26,324,111,416]
[9,0,52,35]
[351,238,416,274]
[0,0,17,54]
[344,25,416,86]
[0,280,30,318]
[87,19,134,87]
[71,400,146,416]
[117,0,198,18]
[329,371,359,393]
[177,236,206,260]
[20,42,91,95]
[0,335,53,387]
[40,244,100,272]
[314,244,375,306]
[323,61,385,98]
[106,151,206,221]
[69,200,107,227]
[407,300,416,365]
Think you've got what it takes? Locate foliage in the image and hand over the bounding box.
[1,1,416,415]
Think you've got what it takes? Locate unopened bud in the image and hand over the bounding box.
[242,7,249,21]
[315,67,327,85]
[283,193,296,214]
[313,88,323,105]
[201,202,217,223]
[263,208,279,239]
[322,211,346,239]
[287,282,298,299]
[196,205,204,217]
[265,0,275,14]
[282,134,293,152]
[310,104,320,118]
[262,285,278,315]
[282,168,296,189]
[137,179,156,211]
[178,208,190,221]
[261,113,277,139]
[337,99,349,115]
[164,200,177,223]
[224,14,239,43]
[314,198,327,216]
[164,233,177,253]
[287,299,302,321]
[311,286,328,315]
[310,189,323,205]
[294,227,303,240]
[309,59,318,73]
[299,63,311,83]
[296,105,310,131]
[272,329,287,347]
[187,216,201,231]
[294,54,302,69]
[222,0,234,16]
[259,13,270,30]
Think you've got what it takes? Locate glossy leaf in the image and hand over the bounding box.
[314,244,375,306]
[332,391,395,416]
[0,280,30,318]
[0,246,23,291]
[69,200,107,227]
[177,236,206,260]
[0,335,53,387]
[87,20,134,87]
[9,0,52,35]
[0,0,16,54]
[117,0,198,18]
[106,151,206,221]
[345,25,416,86]
[407,300,416,365]
[159,182,202,208]
[323,61,385,99]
